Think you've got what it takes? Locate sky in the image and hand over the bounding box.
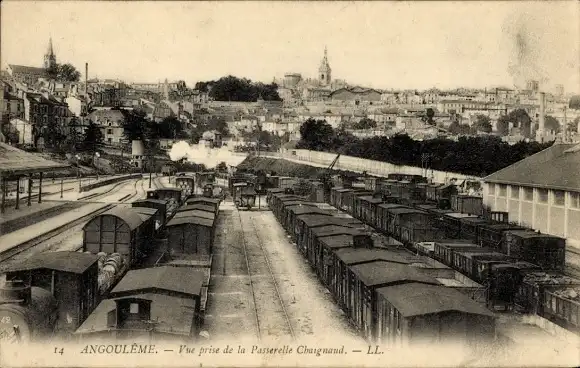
[2,1,579,93]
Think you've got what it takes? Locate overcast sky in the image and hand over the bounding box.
[2,1,579,93]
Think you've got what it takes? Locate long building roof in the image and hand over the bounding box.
[0,143,71,176]
[483,143,580,192]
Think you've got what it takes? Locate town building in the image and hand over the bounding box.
[329,87,382,103]
[89,109,126,145]
[483,143,580,248]
[7,38,55,86]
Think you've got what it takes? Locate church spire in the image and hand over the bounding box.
[318,46,331,86]
[44,37,57,70]
[47,37,55,57]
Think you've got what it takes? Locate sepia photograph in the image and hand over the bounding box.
[0,0,579,366]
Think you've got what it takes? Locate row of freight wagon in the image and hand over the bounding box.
[326,177,580,335]
[265,190,497,347]
[0,188,222,344]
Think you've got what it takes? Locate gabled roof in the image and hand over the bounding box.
[350,261,441,287]
[177,204,215,213]
[484,143,580,192]
[9,64,48,75]
[111,266,205,297]
[166,216,214,228]
[378,283,495,318]
[2,251,98,274]
[96,207,148,231]
[335,248,410,265]
[174,209,215,220]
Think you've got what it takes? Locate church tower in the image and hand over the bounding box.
[44,37,57,70]
[318,46,332,86]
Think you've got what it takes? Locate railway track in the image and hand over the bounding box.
[0,177,145,265]
[236,209,296,342]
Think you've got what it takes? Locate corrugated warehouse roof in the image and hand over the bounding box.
[350,261,441,287]
[111,266,205,297]
[0,143,70,176]
[483,143,580,192]
[2,251,98,274]
[377,282,495,318]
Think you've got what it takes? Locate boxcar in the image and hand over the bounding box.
[173,209,215,222]
[477,223,528,249]
[343,190,373,215]
[132,199,167,231]
[425,183,444,202]
[318,234,373,288]
[457,216,491,243]
[148,188,183,215]
[277,199,318,226]
[165,215,215,256]
[376,204,407,234]
[346,262,441,341]
[185,197,221,213]
[178,203,216,216]
[284,204,331,235]
[307,224,364,268]
[267,188,286,205]
[83,207,155,267]
[502,230,566,271]
[451,249,506,281]
[451,194,483,216]
[433,242,479,267]
[437,213,480,239]
[375,283,495,346]
[356,195,384,224]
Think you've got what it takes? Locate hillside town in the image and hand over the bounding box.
[2,39,580,158]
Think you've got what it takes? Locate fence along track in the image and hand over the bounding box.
[235,209,296,341]
[0,177,143,264]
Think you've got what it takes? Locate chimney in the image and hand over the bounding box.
[538,92,546,134]
[85,63,88,95]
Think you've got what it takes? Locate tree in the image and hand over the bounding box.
[296,119,334,151]
[352,118,377,130]
[46,63,81,82]
[158,116,183,139]
[570,117,580,133]
[472,115,492,133]
[544,115,560,133]
[448,122,472,135]
[569,95,580,110]
[216,162,227,172]
[196,76,281,102]
[82,121,103,152]
[496,116,510,136]
[121,108,148,142]
[425,108,435,124]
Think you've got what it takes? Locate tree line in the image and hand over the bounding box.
[195,76,281,102]
[296,118,553,177]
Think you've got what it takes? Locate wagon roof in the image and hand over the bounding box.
[436,242,479,248]
[319,235,358,249]
[506,229,562,239]
[311,224,363,237]
[358,196,383,203]
[459,217,489,224]
[132,199,167,206]
[444,212,480,219]
[178,204,215,213]
[173,210,215,220]
[1,251,98,274]
[166,216,214,227]
[350,261,441,287]
[378,203,407,210]
[298,214,345,225]
[335,248,410,265]
[377,282,495,318]
[267,188,286,193]
[387,208,427,215]
[154,188,182,193]
[480,223,526,231]
[287,205,330,216]
[283,201,318,208]
[334,188,354,193]
[185,197,221,204]
[453,249,504,259]
[131,207,159,216]
[111,266,205,297]
[96,207,148,231]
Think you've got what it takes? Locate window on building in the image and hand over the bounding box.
[130,303,139,314]
[107,129,113,134]
[510,186,520,199]
[571,193,580,209]
[553,190,565,206]
[523,187,534,201]
[498,184,507,197]
[489,184,496,195]
[538,189,548,203]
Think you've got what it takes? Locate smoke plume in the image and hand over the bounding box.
[169,141,246,169]
[502,12,549,89]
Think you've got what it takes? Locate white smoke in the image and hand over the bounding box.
[169,141,245,169]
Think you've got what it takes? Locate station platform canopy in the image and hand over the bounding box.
[0,143,70,177]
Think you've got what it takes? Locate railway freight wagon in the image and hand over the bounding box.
[165,214,216,255]
[501,230,566,271]
[175,174,196,198]
[132,199,168,231]
[375,282,495,347]
[0,281,58,343]
[83,207,157,268]
[543,286,580,333]
[451,194,483,216]
[1,253,94,334]
[185,197,221,213]
[515,273,580,315]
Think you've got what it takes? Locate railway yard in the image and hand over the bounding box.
[0,165,580,367]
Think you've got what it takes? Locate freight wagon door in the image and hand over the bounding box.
[438,312,467,343]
